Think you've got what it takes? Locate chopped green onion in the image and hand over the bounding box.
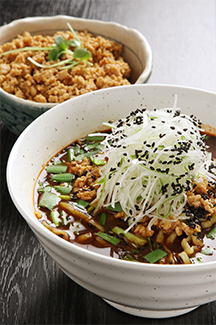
[191,257,204,264]
[95,232,121,245]
[46,164,68,173]
[108,202,123,212]
[136,195,142,202]
[85,135,105,142]
[200,247,213,255]
[79,149,85,155]
[51,173,74,182]
[77,199,89,208]
[87,204,95,213]
[59,195,71,200]
[37,185,53,193]
[144,249,167,264]
[73,145,80,155]
[100,213,106,226]
[50,210,60,226]
[74,148,101,161]
[96,144,104,151]
[54,185,72,194]
[206,227,216,240]
[39,192,59,210]
[118,157,124,168]
[85,141,102,151]
[68,148,74,161]
[112,226,147,247]
[90,156,106,166]
[123,254,139,262]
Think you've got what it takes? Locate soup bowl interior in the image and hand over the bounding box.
[6,84,216,318]
[0,15,152,135]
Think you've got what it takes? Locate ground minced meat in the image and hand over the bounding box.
[68,157,216,242]
[0,30,131,103]
[69,157,101,202]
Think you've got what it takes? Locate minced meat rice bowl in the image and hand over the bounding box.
[0,29,131,103]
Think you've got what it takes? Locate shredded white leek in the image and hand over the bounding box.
[91,103,216,231]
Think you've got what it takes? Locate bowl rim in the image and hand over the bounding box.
[0,15,153,107]
[6,83,216,270]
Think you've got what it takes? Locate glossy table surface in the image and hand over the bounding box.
[1,1,216,324]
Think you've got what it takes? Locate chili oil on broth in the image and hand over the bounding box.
[34,129,216,265]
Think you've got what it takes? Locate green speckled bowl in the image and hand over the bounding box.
[0,88,54,135]
[7,84,216,318]
[0,15,153,135]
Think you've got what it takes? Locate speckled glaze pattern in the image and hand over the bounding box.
[0,15,153,135]
[0,91,54,135]
[7,85,216,318]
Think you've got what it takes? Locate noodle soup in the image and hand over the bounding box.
[34,107,216,264]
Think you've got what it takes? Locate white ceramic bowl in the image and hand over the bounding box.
[6,84,216,319]
[0,15,152,135]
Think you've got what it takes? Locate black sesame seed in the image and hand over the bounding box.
[201,193,209,200]
[134,205,140,211]
[188,163,195,171]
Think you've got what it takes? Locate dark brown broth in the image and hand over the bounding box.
[35,135,216,264]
